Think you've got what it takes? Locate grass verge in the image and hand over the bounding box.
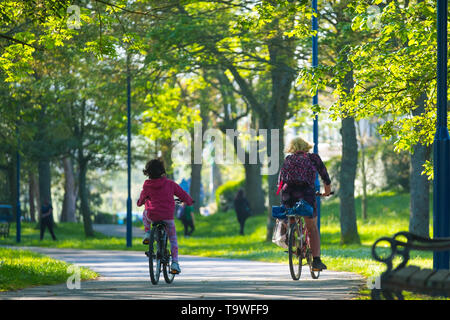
[0,247,98,291]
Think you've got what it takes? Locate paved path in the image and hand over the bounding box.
[0,247,365,300]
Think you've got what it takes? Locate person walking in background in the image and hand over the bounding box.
[234,189,251,235]
[181,203,195,236]
[40,200,57,241]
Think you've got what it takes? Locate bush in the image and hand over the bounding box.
[378,141,410,192]
[94,212,118,224]
[215,179,244,212]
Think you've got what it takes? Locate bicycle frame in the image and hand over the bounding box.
[286,215,308,259]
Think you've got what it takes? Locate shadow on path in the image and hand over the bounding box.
[0,247,365,300]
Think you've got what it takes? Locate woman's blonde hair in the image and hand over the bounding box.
[285,137,313,154]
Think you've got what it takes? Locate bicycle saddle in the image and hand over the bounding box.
[152,221,168,227]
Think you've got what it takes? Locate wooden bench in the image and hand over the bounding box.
[371,231,450,299]
[0,222,10,238]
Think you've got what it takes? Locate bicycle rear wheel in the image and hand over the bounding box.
[162,235,175,284]
[304,231,320,279]
[288,223,302,280]
[306,247,320,279]
[148,227,161,285]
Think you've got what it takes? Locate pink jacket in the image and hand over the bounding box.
[137,177,193,221]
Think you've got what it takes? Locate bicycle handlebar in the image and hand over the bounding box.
[315,191,335,197]
[174,198,195,204]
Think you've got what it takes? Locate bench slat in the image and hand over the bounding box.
[444,273,450,290]
[389,266,421,284]
[426,270,450,289]
[408,269,436,287]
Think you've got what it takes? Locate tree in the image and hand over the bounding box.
[331,0,438,237]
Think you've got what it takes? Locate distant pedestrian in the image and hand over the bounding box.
[234,189,251,235]
[40,200,57,241]
[181,203,195,236]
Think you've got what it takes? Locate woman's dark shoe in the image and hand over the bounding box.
[312,257,327,271]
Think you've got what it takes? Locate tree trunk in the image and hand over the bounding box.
[212,161,222,191]
[38,159,52,211]
[231,131,266,216]
[338,61,360,245]
[361,146,368,220]
[409,93,431,237]
[265,124,285,241]
[61,157,77,223]
[243,161,265,215]
[339,116,361,244]
[357,122,368,220]
[8,159,17,220]
[190,163,202,212]
[189,108,208,212]
[264,46,293,240]
[161,138,174,180]
[78,158,94,237]
[28,172,38,222]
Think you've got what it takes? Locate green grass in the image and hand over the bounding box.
[0,247,98,291]
[1,191,442,299]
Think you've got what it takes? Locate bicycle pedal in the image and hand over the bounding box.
[170,270,180,274]
[311,268,322,272]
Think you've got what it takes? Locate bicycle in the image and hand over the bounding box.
[285,192,334,281]
[144,198,184,285]
[145,220,176,285]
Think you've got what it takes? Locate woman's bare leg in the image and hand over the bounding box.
[304,217,320,257]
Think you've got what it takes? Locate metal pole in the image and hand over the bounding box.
[16,106,21,243]
[126,54,132,248]
[312,0,320,233]
[433,0,450,270]
[16,150,21,243]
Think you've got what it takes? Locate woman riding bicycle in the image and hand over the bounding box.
[137,158,193,274]
[278,137,332,271]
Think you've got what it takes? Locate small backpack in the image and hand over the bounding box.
[278,152,316,189]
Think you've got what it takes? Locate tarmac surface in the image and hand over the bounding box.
[0,246,365,300]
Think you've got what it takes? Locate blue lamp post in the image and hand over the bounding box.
[312,0,320,233]
[16,145,21,243]
[16,105,21,243]
[433,0,450,270]
[126,53,132,248]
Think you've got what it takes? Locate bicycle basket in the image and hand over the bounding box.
[272,219,288,249]
[272,205,287,219]
[292,199,313,217]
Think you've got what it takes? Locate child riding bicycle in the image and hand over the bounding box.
[137,158,194,274]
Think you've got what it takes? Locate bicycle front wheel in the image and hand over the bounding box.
[148,227,161,285]
[288,223,302,280]
[162,235,175,284]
